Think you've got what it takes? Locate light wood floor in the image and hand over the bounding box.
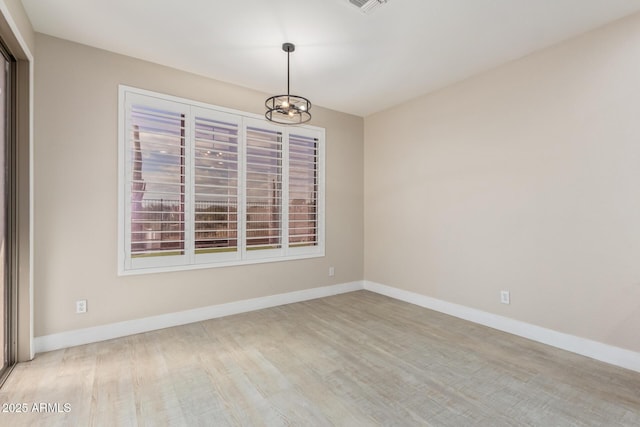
[1,291,639,426]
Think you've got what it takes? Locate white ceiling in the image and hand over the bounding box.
[21,0,640,117]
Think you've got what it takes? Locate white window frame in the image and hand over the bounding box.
[118,86,325,275]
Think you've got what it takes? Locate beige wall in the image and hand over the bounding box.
[365,13,640,353]
[34,34,364,337]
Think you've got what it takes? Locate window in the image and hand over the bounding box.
[119,87,324,274]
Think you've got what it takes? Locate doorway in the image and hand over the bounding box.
[0,38,16,385]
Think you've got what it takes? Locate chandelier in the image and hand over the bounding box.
[265,43,312,125]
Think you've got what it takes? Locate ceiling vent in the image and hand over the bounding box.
[349,0,389,14]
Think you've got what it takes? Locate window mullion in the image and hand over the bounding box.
[282,129,290,254]
[186,107,195,264]
[239,119,247,258]
[123,102,133,271]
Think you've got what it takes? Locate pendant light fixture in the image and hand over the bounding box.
[265,43,312,125]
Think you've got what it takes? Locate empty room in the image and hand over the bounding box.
[0,0,639,425]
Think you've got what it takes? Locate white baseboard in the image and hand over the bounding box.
[34,279,640,374]
[34,281,364,354]
[364,280,640,373]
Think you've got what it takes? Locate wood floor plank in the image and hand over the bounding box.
[1,290,639,426]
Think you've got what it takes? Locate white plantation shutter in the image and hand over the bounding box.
[288,132,319,248]
[125,95,190,270]
[119,87,324,274]
[193,108,241,263]
[244,122,283,255]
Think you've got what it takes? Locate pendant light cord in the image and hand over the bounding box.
[287,49,291,100]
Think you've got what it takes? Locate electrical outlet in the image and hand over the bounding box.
[329,266,335,277]
[76,299,87,314]
[500,291,510,305]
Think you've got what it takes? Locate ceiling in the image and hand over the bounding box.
[21,0,640,117]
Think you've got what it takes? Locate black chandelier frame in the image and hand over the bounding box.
[265,43,312,125]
